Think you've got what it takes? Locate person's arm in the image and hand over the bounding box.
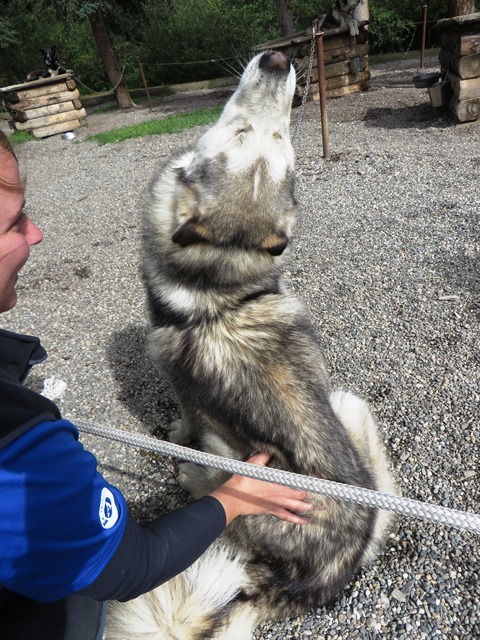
[1,417,311,603]
[80,453,312,602]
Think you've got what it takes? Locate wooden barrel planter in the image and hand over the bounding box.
[0,73,87,138]
[252,21,370,102]
[437,12,480,122]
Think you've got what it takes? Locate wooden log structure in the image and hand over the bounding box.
[252,20,370,102]
[437,12,480,122]
[0,73,87,138]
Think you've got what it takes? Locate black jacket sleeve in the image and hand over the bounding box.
[78,496,226,602]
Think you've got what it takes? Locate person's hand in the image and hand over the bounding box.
[209,453,314,526]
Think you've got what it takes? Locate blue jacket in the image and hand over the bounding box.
[0,329,225,604]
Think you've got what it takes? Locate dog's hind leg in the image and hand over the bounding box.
[177,431,237,498]
[329,389,398,560]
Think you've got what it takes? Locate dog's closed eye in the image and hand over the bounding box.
[235,124,253,136]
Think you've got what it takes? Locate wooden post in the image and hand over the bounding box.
[421,5,428,68]
[137,57,153,111]
[315,31,330,160]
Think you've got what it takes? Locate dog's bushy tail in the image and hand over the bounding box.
[104,541,257,640]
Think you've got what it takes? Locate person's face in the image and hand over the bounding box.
[0,152,43,312]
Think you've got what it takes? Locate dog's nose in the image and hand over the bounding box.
[259,50,291,73]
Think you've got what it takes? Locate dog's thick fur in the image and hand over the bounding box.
[315,0,364,37]
[105,50,396,640]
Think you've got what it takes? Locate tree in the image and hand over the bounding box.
[88,8,135,108]
[274,0,295,36]
[55,0,135,108]
[447,0,476,16]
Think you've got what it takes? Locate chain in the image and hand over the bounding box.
[291,29,316,144]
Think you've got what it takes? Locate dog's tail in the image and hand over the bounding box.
[104,541,257,640]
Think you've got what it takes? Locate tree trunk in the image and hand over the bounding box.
[88,10,135,109]
[447,0,476,17]
[274,0,295,37]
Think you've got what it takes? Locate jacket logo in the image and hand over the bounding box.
[99,487,119,529]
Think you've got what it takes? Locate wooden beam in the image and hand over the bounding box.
[323,42,369,64]
[2,80,77,105]
[14,108,87,132]
[306,56,369,83]
[252,21,369,51]
[326,69,370,91]
[441,29,480,55]
[7,89,81,112]
[310,80,371,100]
[0,73,73,93]
[437,12,480,30]
[32,119,82,139]
[452,96,480,120]
[439,49,480,78]
[448,70,480,99]
[7,100,84,123]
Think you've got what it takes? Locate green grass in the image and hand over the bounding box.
[86,105,223,145]
[9,131,36,145]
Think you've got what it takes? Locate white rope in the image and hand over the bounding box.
[76,420,480,536]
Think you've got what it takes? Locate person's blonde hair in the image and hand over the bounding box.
[0,130,23,193]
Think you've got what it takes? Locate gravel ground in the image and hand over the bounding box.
[2,55,479,639]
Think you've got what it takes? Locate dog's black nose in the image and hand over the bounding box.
[259,50,291,73]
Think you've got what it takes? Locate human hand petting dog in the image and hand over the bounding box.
[210,453,313,525]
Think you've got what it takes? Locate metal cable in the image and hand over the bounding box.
[76,420,480,536]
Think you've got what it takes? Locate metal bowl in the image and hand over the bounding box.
[62,131,76,141]
[412,72,442,88]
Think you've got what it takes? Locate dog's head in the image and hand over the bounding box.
[41,46,61,71]
[338,0,363,12]
[161,51,298,270]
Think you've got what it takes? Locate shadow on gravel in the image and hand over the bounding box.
[364,104,452,129]
[106,324,179,436]
[438,244,480,302]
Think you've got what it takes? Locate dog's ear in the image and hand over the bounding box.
[172,218,211,247]
[260,231,288,256]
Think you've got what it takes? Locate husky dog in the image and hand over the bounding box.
[26,45,65,82]
[314,0,364,37]
[105,50,396,640]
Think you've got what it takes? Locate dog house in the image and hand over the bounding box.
[437,12,480,122]
[0,73,87,138]
[252,20,370,102]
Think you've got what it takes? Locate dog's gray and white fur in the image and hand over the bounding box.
[316,0,364,37]
[105,50,396,640]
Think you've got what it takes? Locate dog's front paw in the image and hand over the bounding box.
[169,419,191,445]
[177,462,210,498]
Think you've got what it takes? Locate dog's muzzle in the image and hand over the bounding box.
[259,50,291,74]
